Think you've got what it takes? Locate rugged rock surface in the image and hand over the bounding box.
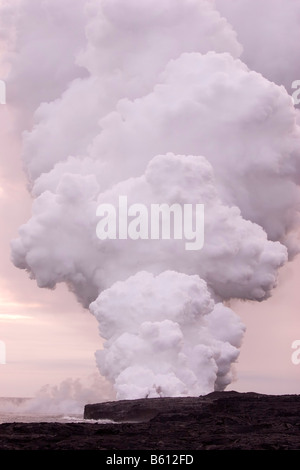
[0,391,300,450]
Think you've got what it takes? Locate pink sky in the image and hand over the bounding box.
[0,106,105,397]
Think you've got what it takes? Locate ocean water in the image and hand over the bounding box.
[0,398,114,424]
[0,412,84,423]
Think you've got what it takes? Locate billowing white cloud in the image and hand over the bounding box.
[215,0,300,91]
[5,0,300,399]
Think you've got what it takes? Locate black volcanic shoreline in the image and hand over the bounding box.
[0,391,300,450]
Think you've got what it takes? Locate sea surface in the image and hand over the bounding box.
[0,412,84,423]
[0,397,113,424]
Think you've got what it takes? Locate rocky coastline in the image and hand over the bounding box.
[0,391,299,450]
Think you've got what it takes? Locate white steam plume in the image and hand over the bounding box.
[215,0,300,92]
[6,0,300,399]
[90,271,245,399]
[0,375,115,416]
[0,0,88,125]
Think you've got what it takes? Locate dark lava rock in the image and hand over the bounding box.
[1,391,300,450]
[84,395,214,422]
